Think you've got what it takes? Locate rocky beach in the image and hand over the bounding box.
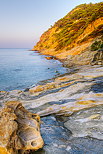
[0,64,103,153]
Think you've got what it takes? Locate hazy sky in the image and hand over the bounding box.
[0,0,102,48]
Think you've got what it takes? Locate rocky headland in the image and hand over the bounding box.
[32,2,103,67]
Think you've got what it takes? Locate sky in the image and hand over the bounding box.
[0,0,102,48]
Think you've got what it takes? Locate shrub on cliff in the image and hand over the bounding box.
[54,2,103,50]
[34,2,103,52]
[91,40,103,51]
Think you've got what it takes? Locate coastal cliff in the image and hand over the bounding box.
[33,2,103,66]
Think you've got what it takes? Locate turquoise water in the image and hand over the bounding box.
[0,49,67,91]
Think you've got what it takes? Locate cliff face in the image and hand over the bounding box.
[33,2,103,66]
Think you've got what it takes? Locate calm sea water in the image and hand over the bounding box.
[0,49,67,91]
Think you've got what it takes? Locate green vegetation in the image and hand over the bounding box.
[78,24,103,43]
[34,2,103,52]
[91,40,103,51]
[54,2,103,50]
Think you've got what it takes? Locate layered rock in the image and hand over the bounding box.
[0,101,44,154]
[0,65,103,153]
[64,105,103,140]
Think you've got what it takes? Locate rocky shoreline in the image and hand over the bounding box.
[0,64,103,153]
[33,48,103,68]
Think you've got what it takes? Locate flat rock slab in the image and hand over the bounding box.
[31,114,103,154]
[64,105,103,140]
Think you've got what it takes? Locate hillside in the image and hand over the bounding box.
[33,2,103,66]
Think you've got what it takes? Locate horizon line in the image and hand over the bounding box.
[0,48,29,49]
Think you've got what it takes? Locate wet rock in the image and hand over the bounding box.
[66,137,103,154]
[31,114,103,154]
[64,105,103,139]
[0,101,44,154]
[24,88,30,92]
[91,82,103,93]
[45,56,54,60]
[35,116,72,154]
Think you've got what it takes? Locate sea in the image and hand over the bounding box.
[0,48,68,91]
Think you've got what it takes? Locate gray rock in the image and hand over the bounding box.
[64,105,103,140]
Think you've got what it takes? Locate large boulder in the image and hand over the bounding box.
[0,101,44,154]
